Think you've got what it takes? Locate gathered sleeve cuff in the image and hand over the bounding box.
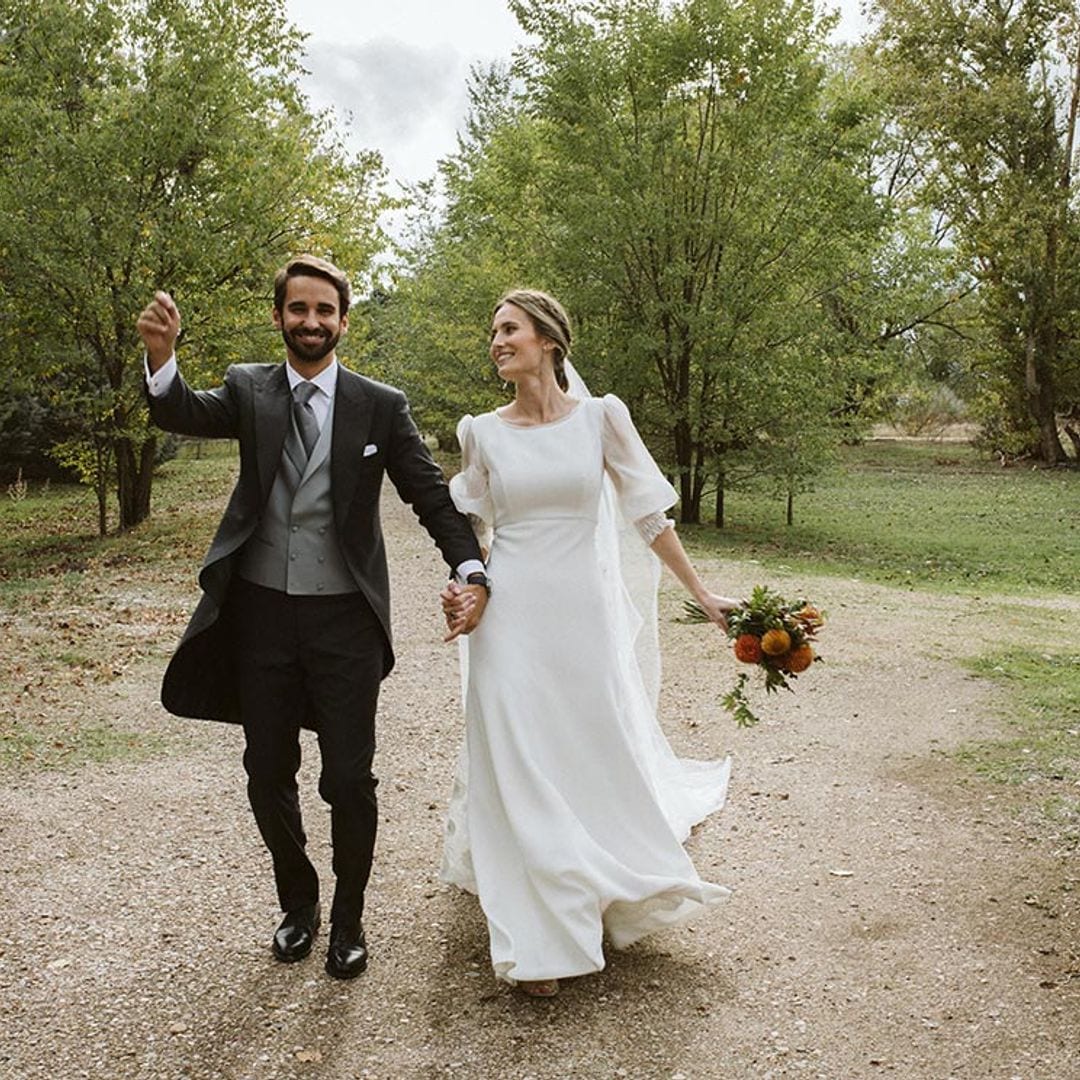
[448,415,494,548]
[600,394,678,522]
[634,511,675,545]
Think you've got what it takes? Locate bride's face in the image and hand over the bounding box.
[490,303,553,383]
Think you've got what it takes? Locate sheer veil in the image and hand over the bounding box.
[564,360,731,840]
[564,359,664,708]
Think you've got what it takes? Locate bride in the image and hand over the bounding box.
[440,288,737,997]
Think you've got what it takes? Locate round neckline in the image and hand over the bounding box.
[494,399,583,429]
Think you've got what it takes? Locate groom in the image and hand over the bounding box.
[137,255,489,978]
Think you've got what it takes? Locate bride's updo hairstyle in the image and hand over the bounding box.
[496,288,573,392]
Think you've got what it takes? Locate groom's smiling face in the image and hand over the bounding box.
[274,274,348,373]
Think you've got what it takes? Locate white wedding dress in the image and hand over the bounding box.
[440,393,731,984]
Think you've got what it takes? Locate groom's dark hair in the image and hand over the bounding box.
[274,254,351,317]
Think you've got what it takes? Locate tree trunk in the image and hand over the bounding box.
[115,435,157,531]
[786,489,794,527]
[1024,213,1066,464]
[679,472,701,523]
[95,440,109,537]
[714,469,725,528]
[95,455,108,540]
[691,460,705,525]
[1024,325,1065,465]
[674,416,700,523]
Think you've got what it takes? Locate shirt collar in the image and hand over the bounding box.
[285,358,338,398]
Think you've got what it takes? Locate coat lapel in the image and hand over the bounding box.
[331,367,374,525]
[255,364,292,505]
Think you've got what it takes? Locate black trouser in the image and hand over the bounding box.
[227,579,385,927]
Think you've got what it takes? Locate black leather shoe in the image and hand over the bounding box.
[272,902,321,963]
[325,921,368,979]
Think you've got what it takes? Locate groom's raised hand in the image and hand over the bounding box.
[137,291,182,372]
[441,581,488,643]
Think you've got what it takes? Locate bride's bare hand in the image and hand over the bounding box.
[694,592,742,631]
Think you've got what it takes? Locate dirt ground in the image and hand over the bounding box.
[1,489,1077,1080]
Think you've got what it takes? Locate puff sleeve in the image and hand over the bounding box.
[448,414,494,549]
[600,394,679,529]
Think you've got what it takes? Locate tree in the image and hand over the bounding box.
[397,0,890,524]
[809,53,981,436]
[872,0,1080,464]
[370,63,555,451]
[0,0,387,532]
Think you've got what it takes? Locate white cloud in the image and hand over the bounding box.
[301,37,472,183]
[286,0,522,53]
[289,0,873,189]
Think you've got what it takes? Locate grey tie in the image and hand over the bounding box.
[292,381,320,458]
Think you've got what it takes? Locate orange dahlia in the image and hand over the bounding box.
[733,634,763,664]
[760,628,792,656]
[784,643,814,673]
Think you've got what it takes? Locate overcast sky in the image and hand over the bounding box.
[285,0,871,190]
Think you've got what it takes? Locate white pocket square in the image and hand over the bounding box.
[363,443,378,457]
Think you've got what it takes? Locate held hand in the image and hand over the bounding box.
[136,290,182,371]
[442,582,488,642]
[694,592,742,632]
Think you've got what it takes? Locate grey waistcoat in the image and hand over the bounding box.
[237,395,358,596]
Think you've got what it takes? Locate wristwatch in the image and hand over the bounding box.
[465,571,492,596]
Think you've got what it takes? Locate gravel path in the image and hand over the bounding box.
[1,490,1077,1079]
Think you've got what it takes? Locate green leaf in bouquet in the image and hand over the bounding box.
[721,673,760,727]
[679,600,712,624]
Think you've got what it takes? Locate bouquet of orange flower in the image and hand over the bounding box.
[684,585,825,727]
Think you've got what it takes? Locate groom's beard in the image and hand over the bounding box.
[282,325,340,365]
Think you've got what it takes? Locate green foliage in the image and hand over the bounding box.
[0,0,388,531]
[886,381,968,437]
[720,674,759,728]
[722,585,815,639]
[520,0,892,520]
[372,63,547,446]
[49,435,113,536]
[871,0,1080,464]
[391,0,910,517]
[0,392,81,483]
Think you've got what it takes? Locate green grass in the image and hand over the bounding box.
[0,720,172,772]
[684,441,1078,595]
[7,437,1073,598]
[0,438,238,590]
[956,650,1080,846]
[0,439,236,774]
